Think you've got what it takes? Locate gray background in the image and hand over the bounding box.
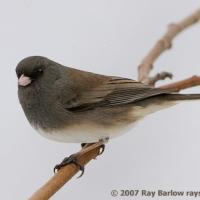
[1,1,200,199]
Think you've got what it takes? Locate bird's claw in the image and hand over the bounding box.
[98,144,105,155]
[54,155,85,178]
[81,143,105,156]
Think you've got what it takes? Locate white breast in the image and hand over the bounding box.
[37,123,133,143]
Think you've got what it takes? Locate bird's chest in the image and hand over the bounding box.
[18,87,66,130]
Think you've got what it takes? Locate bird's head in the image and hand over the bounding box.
[16,56,61,87]
[16,56,49,87]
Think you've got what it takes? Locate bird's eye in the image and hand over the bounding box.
[37,68,43,72]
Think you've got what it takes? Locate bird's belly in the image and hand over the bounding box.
[36,123,135,143]
[36,102,176,143]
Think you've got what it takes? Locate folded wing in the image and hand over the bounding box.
[60,70,170,112]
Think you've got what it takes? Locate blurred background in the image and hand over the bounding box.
[0,0,200,199]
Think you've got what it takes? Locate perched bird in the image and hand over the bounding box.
[16,56,200,173]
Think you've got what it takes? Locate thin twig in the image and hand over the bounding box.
[159,75,200,92]
[138,8,200,84]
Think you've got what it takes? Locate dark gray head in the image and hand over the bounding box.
[16,56,70,130]
[16,56,61,87]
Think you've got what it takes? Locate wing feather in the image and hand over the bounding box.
[61,74,170,112]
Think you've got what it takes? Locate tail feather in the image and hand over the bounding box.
[132,93,200,118]
[134,93,200,117]
[163,94,200,101]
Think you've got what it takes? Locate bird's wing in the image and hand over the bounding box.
[60,69,170,112]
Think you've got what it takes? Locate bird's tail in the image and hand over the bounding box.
[162,93,200,101]
[132,93,200,117]
[134,93,200,117]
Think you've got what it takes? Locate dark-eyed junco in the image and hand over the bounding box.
[16,56,200,174]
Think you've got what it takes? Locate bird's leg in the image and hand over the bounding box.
[54,138,109,177]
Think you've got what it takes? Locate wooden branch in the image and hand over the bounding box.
[138,8,200,84]
[28,142,103,200]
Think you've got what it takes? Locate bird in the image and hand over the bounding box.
[16,56,200,174]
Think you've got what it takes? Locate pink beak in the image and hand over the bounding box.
[18,74,32,86]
